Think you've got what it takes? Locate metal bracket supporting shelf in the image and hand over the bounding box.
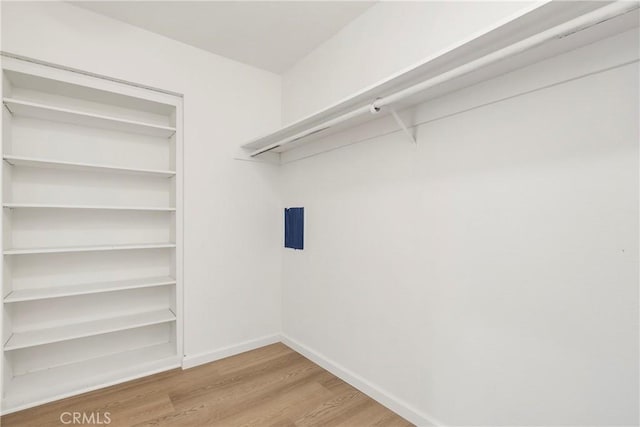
[389,108,417,144]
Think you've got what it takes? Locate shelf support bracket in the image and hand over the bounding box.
[390,108,416,144]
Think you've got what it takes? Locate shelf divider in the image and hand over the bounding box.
[4,276,176,303]
[3,98,176,138]
[4,309,176,351]
[3,155,176,178]
[3,203,176,211]
[4,242,176,255]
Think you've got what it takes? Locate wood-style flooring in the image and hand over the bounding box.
[1,343,413,426]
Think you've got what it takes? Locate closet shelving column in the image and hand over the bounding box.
[0,57,183,414]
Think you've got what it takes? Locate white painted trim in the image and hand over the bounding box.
[0,49,6,410]
[4,333,438,423]
[1,52,183,98]
[174,96,185,365]
[182,334,281,369]
[280,334,445,427]
[1,55,182,107]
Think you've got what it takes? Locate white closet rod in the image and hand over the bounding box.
[251,0,638,157]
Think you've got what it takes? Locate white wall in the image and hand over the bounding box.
[3,2,638,426]
[1,1,283,360]
[281,21,639,427]
[281,0,539,123]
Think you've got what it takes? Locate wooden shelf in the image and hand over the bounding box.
[5,343,179,412]
[3,203,176,211]
[4,242,176,255]
[3,155,176,178]
[3,98,176,138]
[4,309,176,351]
[4,276,176,303]
[241,2,638,155]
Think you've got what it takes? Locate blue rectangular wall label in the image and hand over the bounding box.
[284,207,304,250]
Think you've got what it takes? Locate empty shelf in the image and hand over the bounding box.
[3,203,176,211]
[5,343,179,412]
[4,242,176,255]
[4,276,176,303]
[4,308,176,350]
[3,155,176,177]
[241,2,638,156]
[3,98,176,138]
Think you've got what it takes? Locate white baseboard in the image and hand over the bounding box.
[5,333,442,425]
[280,334,444,427]
[182,333,281,369]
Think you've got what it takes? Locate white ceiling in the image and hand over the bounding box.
[71,1,375,74]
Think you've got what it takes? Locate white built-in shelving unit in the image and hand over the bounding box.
[1,56,183,413]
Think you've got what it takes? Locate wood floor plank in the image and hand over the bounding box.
[1,343,413,427]
[214,343,295,375]
[207,382,332,427]
[333,400,413,427]
[107,394,176,427]
[169,351,306,407]
[293,387,371,427]
[140,366,326,426]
